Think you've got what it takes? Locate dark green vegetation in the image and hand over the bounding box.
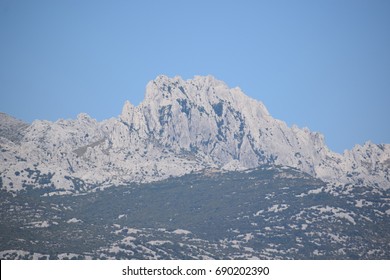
[1,165,389,259]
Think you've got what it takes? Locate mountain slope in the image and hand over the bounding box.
[0,113,29,143]
[0,75,389,194]
[1,166,389,260]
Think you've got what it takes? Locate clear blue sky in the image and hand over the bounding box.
[0,0,389,153]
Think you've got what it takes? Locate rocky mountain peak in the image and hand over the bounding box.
[0,75,389,194]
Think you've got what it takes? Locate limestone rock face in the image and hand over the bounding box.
[1,75,389,194]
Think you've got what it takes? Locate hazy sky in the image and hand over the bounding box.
[0,0,389,153]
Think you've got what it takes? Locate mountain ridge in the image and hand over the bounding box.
[0,75,389,194]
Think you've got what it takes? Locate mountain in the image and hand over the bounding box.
[1,166,389,260]
[0,75,389,194]
[1,75,390,260]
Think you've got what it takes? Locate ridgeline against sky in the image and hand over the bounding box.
[1,75,389,194]
[0,0,389,153]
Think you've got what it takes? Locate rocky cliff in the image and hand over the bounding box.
[1,75,389,194]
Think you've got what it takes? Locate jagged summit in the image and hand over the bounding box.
[0,75,389,194]
[121,75,269,129]
[120,75,329,174]
[128,75,267,111]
